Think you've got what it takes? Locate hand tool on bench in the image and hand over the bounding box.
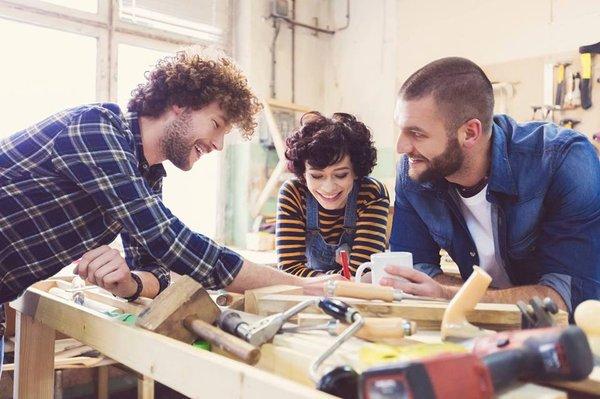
[219,297,371,346]
[220,297,369,398]
[136,275,260,365]
[441,266,493,342]
[575,299,600,365]
[358,351,514,399]
[284,315,417,342]
[325,280,446,303]
[517,296,558,329]
[357,326,594,399]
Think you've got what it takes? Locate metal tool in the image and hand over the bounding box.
[517,296,558,329]
[219,297,366,345]
[310,299,364,383]
[219,298,367,398]
[282,316,416,341]
[219,298,323,346]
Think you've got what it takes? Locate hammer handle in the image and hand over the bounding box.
[184,317,260,365]
[331,281,395,302]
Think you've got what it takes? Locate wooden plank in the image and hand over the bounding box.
[137,375,155,399]
[97,365,109,399]
[13,312,56,399]
[10,287,335,399]
[244,285,303,314]
[540,366,600,395]
[250,294,568,330]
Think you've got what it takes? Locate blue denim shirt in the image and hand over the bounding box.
[390,115,600,313]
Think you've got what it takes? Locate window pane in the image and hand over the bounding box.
[41,0,98,13]
[117,43,219,238]
[0,18,96,137]
[119,0,227,41]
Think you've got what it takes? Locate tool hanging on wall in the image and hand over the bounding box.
[554,62,571,107]
[579,41,600,109]
[559,118,581,129]
[563,72,582,109]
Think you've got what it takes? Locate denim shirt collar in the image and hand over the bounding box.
[487,117,518,198]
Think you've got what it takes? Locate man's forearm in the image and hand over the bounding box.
[226,260,303,293]
[440,283,567,311]
[433,273,463,286]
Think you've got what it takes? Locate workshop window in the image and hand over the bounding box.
[0,17,97,135]
[0,0,230,239]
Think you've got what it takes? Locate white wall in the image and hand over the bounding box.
[324,0,398,149]
[395,0,600,81]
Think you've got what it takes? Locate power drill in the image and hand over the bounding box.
[357,326,593,399]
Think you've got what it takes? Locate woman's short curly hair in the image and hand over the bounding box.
[285,112,377,182]
[128,47,263,138]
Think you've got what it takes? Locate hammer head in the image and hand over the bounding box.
[135,275,220,343]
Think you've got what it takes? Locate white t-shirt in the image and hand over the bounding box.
[457,186,513,288]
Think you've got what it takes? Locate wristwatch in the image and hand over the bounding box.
[123,272,143,302]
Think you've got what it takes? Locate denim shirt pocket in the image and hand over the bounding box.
[508,229,539,260]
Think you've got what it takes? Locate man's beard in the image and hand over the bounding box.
[410,135,464,183]
[160,111,194,170]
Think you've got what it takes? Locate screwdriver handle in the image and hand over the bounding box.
[337,317,417,341]
[319,298,360,324]
[328,280,394,302]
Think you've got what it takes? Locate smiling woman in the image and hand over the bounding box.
[276,112,390,277]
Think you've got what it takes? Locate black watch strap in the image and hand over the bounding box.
[123,272,143,302]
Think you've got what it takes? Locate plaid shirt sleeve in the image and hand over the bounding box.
[51,106,243,290]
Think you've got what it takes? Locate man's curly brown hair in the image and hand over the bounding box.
[285,112,377,182]
[128,47,263,138]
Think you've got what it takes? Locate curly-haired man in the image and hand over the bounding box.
[0,49,341,362]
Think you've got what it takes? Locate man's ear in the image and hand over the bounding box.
[171,104,184,116]
[461,118,483,149]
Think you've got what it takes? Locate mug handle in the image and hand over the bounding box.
[355,262,372,282]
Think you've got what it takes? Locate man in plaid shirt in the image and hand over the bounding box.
[0,49,340,366]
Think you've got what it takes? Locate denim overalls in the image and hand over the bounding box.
[305,181,359,272]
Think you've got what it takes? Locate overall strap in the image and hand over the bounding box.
[306,191,320,231]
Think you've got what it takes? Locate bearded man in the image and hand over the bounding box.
[385,57,600,315]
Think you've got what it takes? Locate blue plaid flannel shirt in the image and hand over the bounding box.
[0,103,244,313]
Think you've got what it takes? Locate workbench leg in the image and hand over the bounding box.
[97,365,109,399]
[13,311,55,399]
[137,375,154,399]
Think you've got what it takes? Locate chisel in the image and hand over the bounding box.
[325,280,446,302]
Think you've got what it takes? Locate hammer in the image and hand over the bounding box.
[135,275,260,365]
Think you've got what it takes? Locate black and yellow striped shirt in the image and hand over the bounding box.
[276,177,390,276]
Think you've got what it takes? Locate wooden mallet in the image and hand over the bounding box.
[135,275,260,365]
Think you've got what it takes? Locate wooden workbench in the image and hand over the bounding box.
[9,279,594,399]
[9,281,335,399]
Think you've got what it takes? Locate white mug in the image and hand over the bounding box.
[355,252,413,284]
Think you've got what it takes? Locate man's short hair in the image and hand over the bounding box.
[398,57,494,134]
